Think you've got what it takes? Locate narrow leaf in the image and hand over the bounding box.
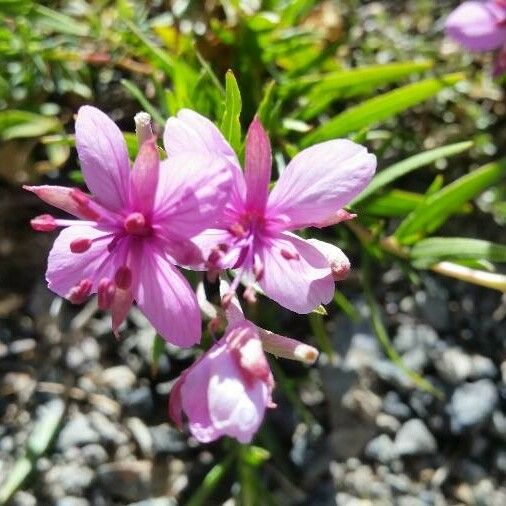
[395,159,506,244]
[302,73,464,146]
[411,237,506,268]
[352,141,473,205]
[220,70,242,154]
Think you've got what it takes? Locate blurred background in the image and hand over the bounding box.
[0,1,505,505]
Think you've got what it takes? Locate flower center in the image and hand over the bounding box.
[124,212,151,236]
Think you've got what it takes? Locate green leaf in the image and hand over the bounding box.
[27,400,65,458]
[395,159,506,244]
[296,60,434,119]
[411,237,506,268]
[186,454,235,506]
[33,5,89,36]
[220,70,242,154]
[0,110,61,140]
[311,304,328,316]
[301,73,464,146]
[352,141,473,205]
[354,190,426,217]
[241,445,271,466]
[151,334,166,374]
[256,80,277,129]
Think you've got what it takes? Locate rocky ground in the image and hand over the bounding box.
[1,246,505,505]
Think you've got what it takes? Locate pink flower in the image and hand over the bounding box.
[445,1,506,75]
[26,106,231,346]
[169,321,274,443]
[164,110,376,313]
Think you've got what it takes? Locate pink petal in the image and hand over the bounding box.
[267,140,376,230]
[180,346,219,442]
[46,225,120,298]
[258,233,335,313]
[244,117,272,212]
[163,109,239,164]
[307,238,350,281]
[23,185,94,220]
[153,153,232,238]
[135,243,201,347]
[75,106,130,211]
[129,138,159,215]
[219,278,245,326]
[207,343,269,443]
[163,109,246,205]
[446,1,506,51]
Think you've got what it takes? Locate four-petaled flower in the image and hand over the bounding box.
[26,106,231,346]
[164,110,376,313]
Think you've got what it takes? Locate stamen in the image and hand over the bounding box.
[31,214,57,232]
[70,238,92,253]
[222,292,234,309]
[115,266,132,290]
[124,212,149,236]
[98,278,115,310]
[229,222,246,238]
[280,248,300,260]
[243,285,257,304]
[253,255,264,281]
[67,279,92,304]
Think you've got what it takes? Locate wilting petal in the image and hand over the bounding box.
[163,109,246,203]
[446,1,506,51]
[129,138,159,215]
[258,233,335,313]
[46,225,120,297]
[307,238,350,281]
[75,106,130,211]
[135,244,201,347]
[154,153,231,238]
[267,140,376,230]
[244,117,272,212]
[207,344,269,443]
[219,278,245,326]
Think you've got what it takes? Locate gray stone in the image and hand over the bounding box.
[127,499,177,506]
[127,417,153,458]
[45,464,94,496]
[495,450,506,473]
[57,415,100,450]
[100,365,136,391]
[364,434,397,463]
[393,324,438,353]
[81,443,108,466]
[375,413,401,433]
[10,491,37,506]
[491,410,506,441]
[435,347,497,384]
[55,498,90,506]
[382,391,411,419]
[149,423,186,454]
[89,411,128,446]
[371,360,413,390]
[449,379,498,433]
[401,347,428,373]
[97,460,152,502]
[121,386,154,417]
[394,419,437,456]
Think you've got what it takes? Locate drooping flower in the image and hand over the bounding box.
[163,110,376,313]
[169,279,319,443]
[26,106,231,346]
[445,1,506,75]
[169,320,274,443]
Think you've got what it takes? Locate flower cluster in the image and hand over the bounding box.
[27,106,376,443]
[446,0,506,76]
